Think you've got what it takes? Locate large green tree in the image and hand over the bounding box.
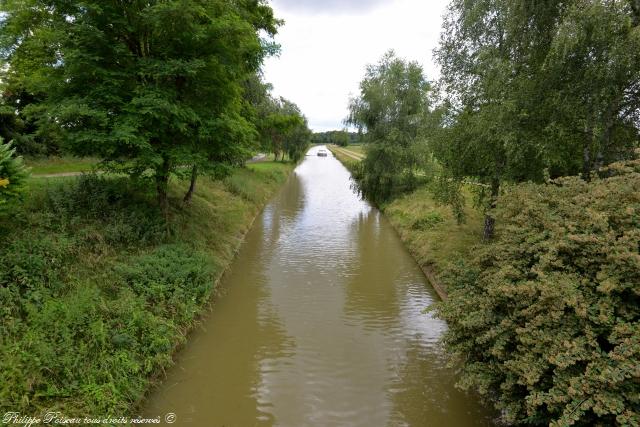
[434,0,640,239]
[0,0,280,211]
[347,51,433,206]
[542,0,640,177]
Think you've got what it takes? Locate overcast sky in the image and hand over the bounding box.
[262,0,450,132]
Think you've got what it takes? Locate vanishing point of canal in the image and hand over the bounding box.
[144,146,494,426]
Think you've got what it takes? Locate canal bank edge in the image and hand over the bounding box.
[136,161,298,411]
[0,162,299,419]
[327,145,450,301]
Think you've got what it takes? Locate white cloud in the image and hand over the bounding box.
[271,0,386,14]
[263,0,450,132]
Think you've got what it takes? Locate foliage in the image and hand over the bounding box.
[312,130,356,147]
[541,0,640,176]
[347,51,434,206]
[433,0,640,239]
[384,186,483,283]
[0,138,29,211]
[0,0,280,208]
[0,162,293,416]
[411,211,444,231]
[257,96,311,162]
[434,157,640,426]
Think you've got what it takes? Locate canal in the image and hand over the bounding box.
[144,146,493,426]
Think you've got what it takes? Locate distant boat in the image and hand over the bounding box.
[317,149,328,157]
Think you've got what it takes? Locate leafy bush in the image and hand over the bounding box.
[114,244,215,323]
[435,158,640,426]
[411,211,444,230]
[37,174,166,246]
[0,139,29,212]
[351,143,425,206]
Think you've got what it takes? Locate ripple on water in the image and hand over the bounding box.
[142,146,496,426]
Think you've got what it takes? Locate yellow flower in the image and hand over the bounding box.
[0,178,9,188]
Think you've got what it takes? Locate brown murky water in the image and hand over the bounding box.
[143,146,494,426]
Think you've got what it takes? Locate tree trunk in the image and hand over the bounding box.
[483,177,500,241]
[595,94,622,171]
[183,165,198,205]
[156,156,171,217]
[583,142,592,181]
[582,118,595,181]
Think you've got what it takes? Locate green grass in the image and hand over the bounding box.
[0,161,294,417]
[383,187,483,287]
[327,146,361,172]
[345,144,364,155]
[25,156,100,175]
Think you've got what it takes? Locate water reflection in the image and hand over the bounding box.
[144,146,494,426]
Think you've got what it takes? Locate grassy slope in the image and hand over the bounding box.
[328,145,362,168]
[345,144,364,155]
[328,145,482,296]
[25,156,100,175]
[0,161,293,417]
[384,188,482,286]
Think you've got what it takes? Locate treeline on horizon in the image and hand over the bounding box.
[311,130,360,147]
[346,0,639,425]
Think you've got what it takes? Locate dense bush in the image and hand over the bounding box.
[435,158,640,426]
[0,139,29,212]
[351,143,427,206]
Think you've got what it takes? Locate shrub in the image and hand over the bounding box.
[37,174,166,245]
[0,139,29,212]
[114,244,215,323]
[352,143,424,206]
[435,158,640,426]
[411,211,444,230]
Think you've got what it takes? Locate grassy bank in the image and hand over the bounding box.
[25,156,100,175]
[384,189,482,296]
[328,145,482,297]
[328,145,362,171]
[0,161,293,417]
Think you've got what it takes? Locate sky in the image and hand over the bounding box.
[262,0,450,132]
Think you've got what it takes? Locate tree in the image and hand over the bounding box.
[0,138,29,212]
[541,0,640,177]
[434,0,640,239]
[347,51,432,206]
[0,0,280,212]
[284,116,311,163]
[258,96,309,161]
[434,0,547,240]
[310,130,357,146]
[435,154,640,426]
[334,130,350,147]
